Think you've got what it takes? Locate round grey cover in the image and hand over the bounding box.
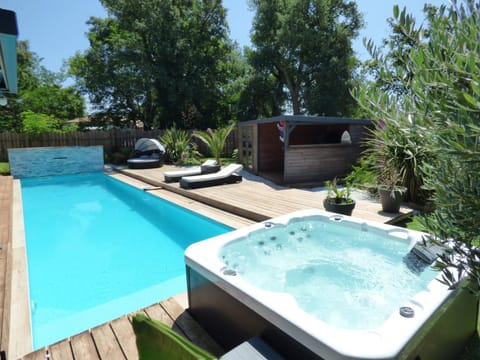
[134,138,165,153]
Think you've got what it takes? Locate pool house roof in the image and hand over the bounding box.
[239,115,374,126]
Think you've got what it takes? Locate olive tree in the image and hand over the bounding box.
[354,1,480,296]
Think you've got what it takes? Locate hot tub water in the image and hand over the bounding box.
[220,217,438,330]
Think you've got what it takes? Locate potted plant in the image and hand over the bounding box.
[323,178,356,216]
[377,169,406,213]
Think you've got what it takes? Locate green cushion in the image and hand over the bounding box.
[132,313,217,360]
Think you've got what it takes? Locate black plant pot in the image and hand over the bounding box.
[323,198,356,216]
[378,186,406,213]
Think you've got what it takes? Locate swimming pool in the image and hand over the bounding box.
[185,209,477,359]
[21,172,231,349]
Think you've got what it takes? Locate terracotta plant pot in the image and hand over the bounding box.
[323,198,356,216]
[378,186,406,213]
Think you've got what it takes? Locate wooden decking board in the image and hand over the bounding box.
[142,299,209,349]
[20,349,45,360]
[0,176,13,355]
[109,316,138,360]
[118,166,411,224]
[17,296,223,360]
[91,324,127,360]
[70,331,100,360]
[50,340,75,360]
[163,307,225,357]
[143,303,176,327]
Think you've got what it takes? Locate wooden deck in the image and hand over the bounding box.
[118,165,411,224]
[2,166,413,360]
[20,295,225,360]
[0,176,13,359]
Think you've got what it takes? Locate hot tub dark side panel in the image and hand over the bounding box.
[186,266,322,360]
[399,287,479,360]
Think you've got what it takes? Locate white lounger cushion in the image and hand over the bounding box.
[163,160,218,179]
[180,163,243,185]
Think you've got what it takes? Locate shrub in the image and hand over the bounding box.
[193,123,236,165]
[160,126,197,164]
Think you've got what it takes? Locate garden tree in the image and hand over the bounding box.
[208,47,253,125]
[354,1,480,296]
[0,41,42,132]
[0,41,85,132]
[248,0,362,116]
[68,17,152,128]
[21,111,77,134]
[72,0,237,129]
[235,46,287,121]
[236,71,286,121]
[226,46,285,121]
[22,85,85,122]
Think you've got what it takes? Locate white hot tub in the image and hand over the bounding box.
[185,209,476,359]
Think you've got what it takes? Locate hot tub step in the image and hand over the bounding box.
[221,337,285,360]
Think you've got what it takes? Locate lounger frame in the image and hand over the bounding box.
[180,174,242,189]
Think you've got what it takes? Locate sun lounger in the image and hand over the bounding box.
[127,138,165,169]
[180,163,243,189]
[163,160,220,183]
[127,153,163,169]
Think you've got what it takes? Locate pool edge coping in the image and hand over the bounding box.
[9,179,33,359]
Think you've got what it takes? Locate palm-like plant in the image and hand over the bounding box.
[193,123,236,165]
[160,126,192,164]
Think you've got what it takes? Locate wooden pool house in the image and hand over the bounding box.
[237,115,373,185]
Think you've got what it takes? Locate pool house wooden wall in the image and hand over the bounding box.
[237,116,373,186]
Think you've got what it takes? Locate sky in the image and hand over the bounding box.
[1,0,451,74]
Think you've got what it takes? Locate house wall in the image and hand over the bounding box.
[7,146,104,178]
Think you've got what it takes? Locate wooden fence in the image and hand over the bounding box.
[0,129,238,162]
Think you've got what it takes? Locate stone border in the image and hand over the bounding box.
[7,146,104,178]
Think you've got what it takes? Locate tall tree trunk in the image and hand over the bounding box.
[278,65,301,114]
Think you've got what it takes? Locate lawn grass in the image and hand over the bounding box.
[0,162,9,175]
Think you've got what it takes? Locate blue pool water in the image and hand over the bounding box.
[21,172,231,349]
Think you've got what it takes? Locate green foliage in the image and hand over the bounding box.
[362,117,431,203]
[193,123,236,165]
[70,1,238,129]
[68,17,149,128]
[21,111,73,134]
[325,178,354,204]
[0,41,85,132]
[180,143,202,165]
[0,163,10,175]
[160,127,199,164]
[236,53,287,120]
[231,148,239,162]
[344,157,377,188]
[353,5,434,205]
[355,1,480,296]
[249,0,363,116]
[22,85,85,121]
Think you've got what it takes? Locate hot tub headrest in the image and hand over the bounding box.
[410,241,446,265]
